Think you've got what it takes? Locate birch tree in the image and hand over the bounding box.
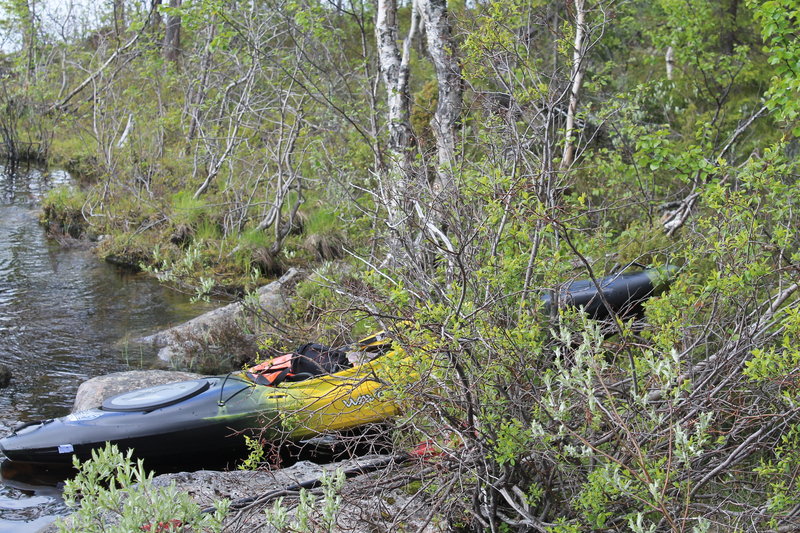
[418,0,462,194]
[376,0,416,176]
[375,0,419,263]
[560,0,587,170]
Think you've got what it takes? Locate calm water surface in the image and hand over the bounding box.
[0,166,216,532]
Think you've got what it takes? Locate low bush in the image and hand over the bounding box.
[57,443,229,533]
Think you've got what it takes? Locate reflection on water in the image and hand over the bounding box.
[0,165,216,532]
[0,454,65,533]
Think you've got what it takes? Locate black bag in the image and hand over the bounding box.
[291,343,351,376]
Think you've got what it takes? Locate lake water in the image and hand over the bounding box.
[0,165,216,532]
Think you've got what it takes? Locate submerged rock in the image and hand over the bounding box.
[0,364,10,388]
[72,370,204,412]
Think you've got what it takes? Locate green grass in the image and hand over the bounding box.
[170,190,209,226]
[239,227,272,248]
[304,207,340,235]
[195,218,222,241]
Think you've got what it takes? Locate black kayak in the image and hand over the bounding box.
[0,340,400,465]
[541,265,677,320]
[0,266,677,465]
[0,376,264,465]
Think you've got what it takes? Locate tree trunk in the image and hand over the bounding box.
[375,0,419,263]
[163,0,182,63]
[560,0,587,171]
[149,0,163,30]
[375,0,416,175]
[418,0,462,194]
[722,0,739,55]
[113,0,126,37]
[186,21,216,145]
[666,45,674,80]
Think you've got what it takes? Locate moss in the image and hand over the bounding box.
[48,134,100,182]
[40,185,90,239]
[401,481,423,495]
[97,232,165,270]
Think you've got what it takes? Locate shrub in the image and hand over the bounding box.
[57,443,229,533]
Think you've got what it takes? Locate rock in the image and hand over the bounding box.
[39,455,442,533]
[149,455,442,532]
[0,364,10,388]
[133,268,304,369]
[72,370,204,412]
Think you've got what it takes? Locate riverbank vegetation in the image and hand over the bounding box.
[4,0,800,530]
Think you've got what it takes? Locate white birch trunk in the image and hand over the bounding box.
[560,0,587,171]
[376,0,418,254]
[376,0,415,173]
[666,46,674,80]
[418,0,462,193]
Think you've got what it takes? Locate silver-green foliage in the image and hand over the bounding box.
[263,468,346,532]
[57,443,229,533]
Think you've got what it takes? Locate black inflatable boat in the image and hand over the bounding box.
[541,265,677,319]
